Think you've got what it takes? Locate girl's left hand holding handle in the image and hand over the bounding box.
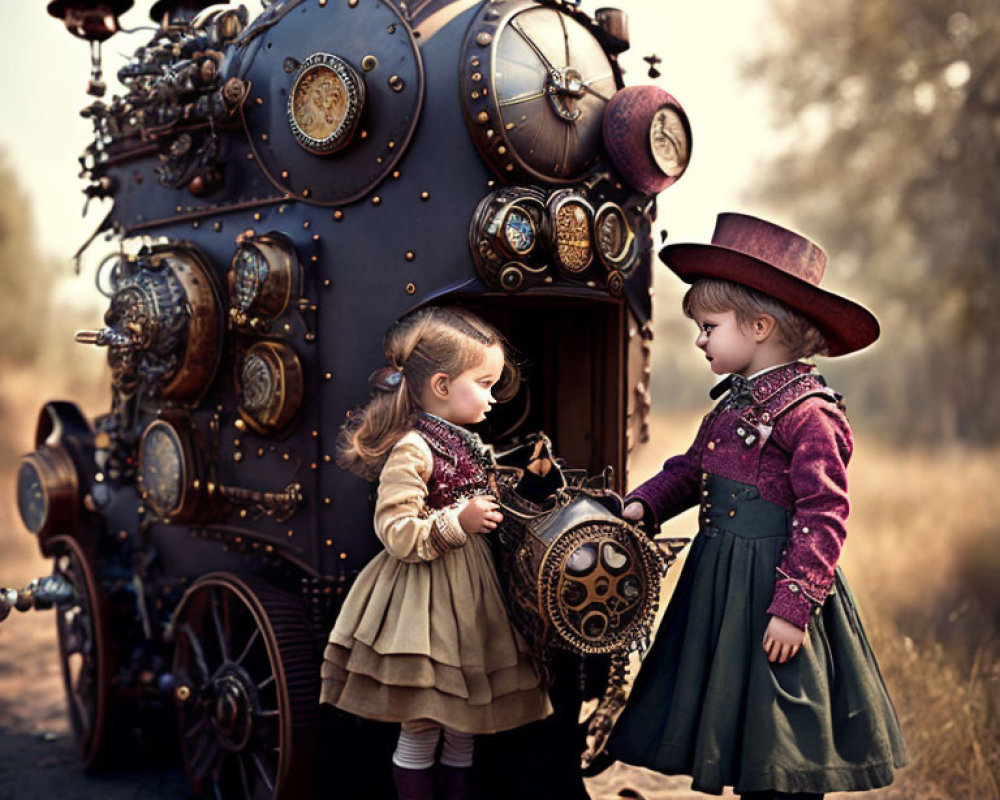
[458,495,504,534]
[763,615,807,663]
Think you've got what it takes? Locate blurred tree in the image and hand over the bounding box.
[0,151,57,363]
[748,0,1000,442]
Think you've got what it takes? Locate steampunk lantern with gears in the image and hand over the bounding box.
[11,1,692,798]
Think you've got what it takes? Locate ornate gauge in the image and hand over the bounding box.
[470,186,548,292]
[287,53,364,155]
[228,232,300,331]
[17,447,79,539]
[137,416,202,522]
[547,190,595,276]
[594,202,635,273]
[460,0,620,184]
[236,341,304,436]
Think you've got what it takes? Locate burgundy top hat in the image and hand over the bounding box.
[659,213,879,356]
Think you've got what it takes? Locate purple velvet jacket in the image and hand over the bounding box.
[413,413,493,509]
[628,362,853,630]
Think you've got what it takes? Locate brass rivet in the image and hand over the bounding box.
[235,419,246,431]
[319,0,326,5]
[372,196,381,206]
[326,539,334,546]
[360,130,368,139]
[333,209,344,220]
[477,111,489,124]
[255,97,263,105]
[324,372,333,380]
[387,140,395,149]
[234,452,243,462]
[303,188,311,197]
[405,282,416,295]
[281,170,289,179]
[213,221,222,231]
[305,332,316,341]
[476,31,492,45]
[283,452,290,461]
[471,57,480,67]
[420,191,429,200]
[303,220,310,229]
[287,529,295,537]
[361,54,377,72]
[471,72,482,82]
[262,133,268,141]
[312,234,320,241]
[324,497,331,505]
[246,153,254,160]
[310,462,318,470]
[323,278,332,287]
[312,430,319,438]
[324,454,332,462]
[405,251,415,261]
[253,212,261,220]
[497,145,506,155]
[348,0,357,6]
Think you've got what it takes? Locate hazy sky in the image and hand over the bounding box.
[0,0,777,306]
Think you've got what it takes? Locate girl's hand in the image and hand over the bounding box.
[622,501,644,522]
[763,615,807,663]
[458,495,503,534]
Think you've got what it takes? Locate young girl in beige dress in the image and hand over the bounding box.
[320,307,551,800]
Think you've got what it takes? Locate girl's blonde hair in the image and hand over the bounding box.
[682,279,829,359]
[337,306,519,479]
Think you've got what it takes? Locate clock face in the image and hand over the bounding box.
[649,104,691,179]
[16,461,47,534]
[139,422,185,517]
[461,2,619,183]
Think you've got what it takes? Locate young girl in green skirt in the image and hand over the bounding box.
[604,214,907,798]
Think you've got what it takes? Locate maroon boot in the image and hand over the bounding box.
[393,764,436,800]
[439,765,473,800]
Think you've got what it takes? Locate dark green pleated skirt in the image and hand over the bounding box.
[607,488,907,795]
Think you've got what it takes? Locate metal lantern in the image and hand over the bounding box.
[46,0,133,95]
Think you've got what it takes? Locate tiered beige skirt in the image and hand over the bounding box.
[321,533,552,734]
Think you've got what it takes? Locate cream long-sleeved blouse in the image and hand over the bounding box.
[374,431,473,562]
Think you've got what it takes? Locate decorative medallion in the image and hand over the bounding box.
[594,202,635,272]
[548,191,594,275]
[287,53,364,155]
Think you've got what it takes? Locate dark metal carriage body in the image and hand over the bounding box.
[13,0,691,796]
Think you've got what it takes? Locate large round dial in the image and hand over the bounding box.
[460,0,620,184]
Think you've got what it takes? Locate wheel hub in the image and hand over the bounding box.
[210,670,254,751]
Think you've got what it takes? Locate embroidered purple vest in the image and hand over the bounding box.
[412,415,493,509]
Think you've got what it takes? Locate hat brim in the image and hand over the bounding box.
[660,243,879,356]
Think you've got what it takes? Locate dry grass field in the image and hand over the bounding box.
[1,368,998,799]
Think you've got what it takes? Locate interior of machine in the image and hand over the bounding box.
[461,295,627,487]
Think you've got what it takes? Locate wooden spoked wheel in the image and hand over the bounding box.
[172,574,318,800]
[51,535,115,770]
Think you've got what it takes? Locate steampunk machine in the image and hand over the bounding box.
[6,0,692,797]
